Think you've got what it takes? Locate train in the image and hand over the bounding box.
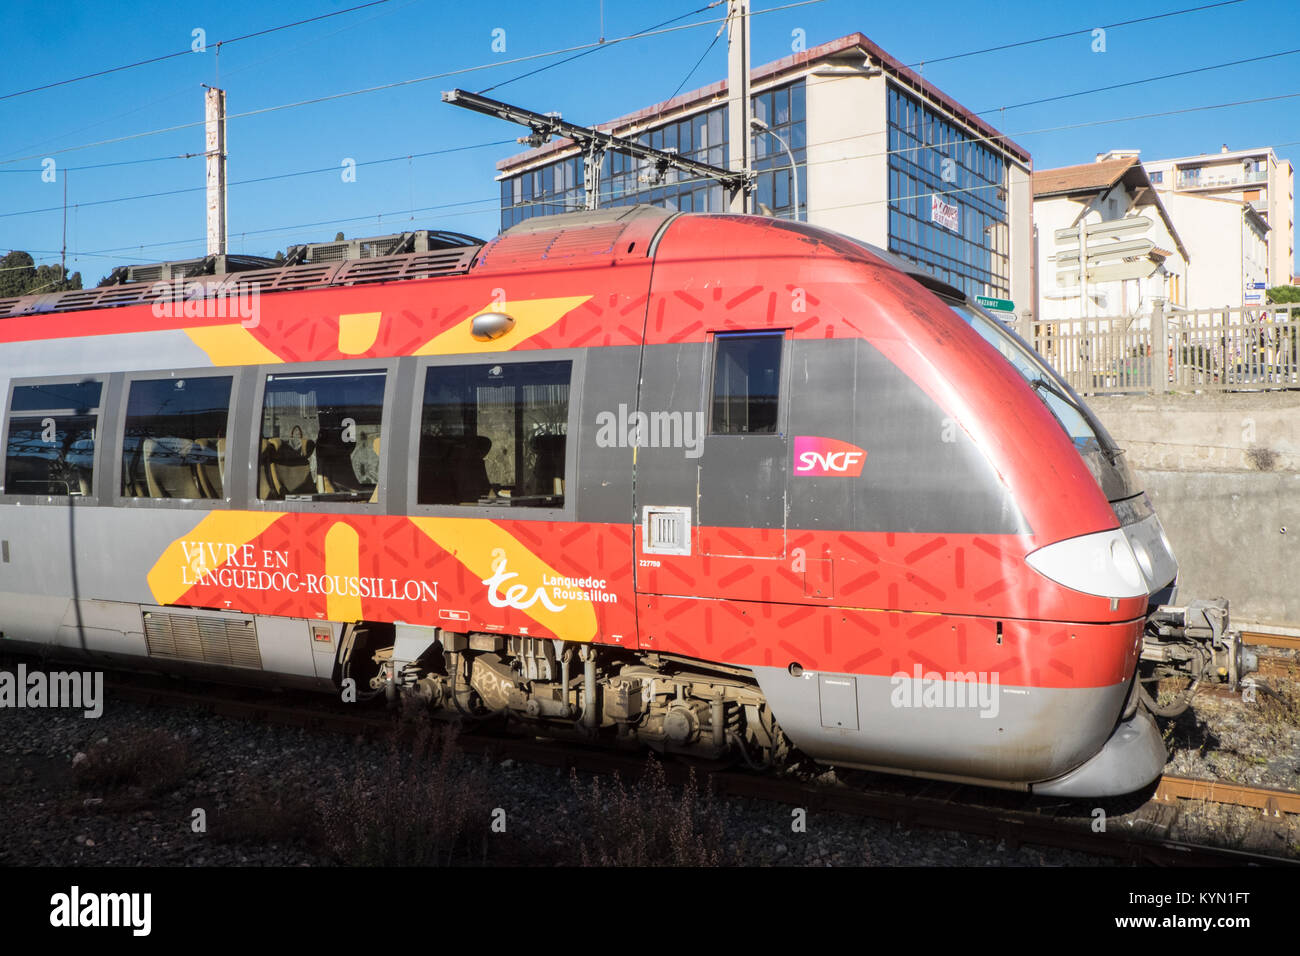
[0,204,1253,797]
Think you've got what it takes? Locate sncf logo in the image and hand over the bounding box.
[793,436,867,477]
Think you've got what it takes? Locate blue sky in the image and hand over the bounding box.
[1,0,1296,283]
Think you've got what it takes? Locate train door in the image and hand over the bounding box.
[633,328,790,601]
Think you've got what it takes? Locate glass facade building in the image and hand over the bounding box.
[500,81,807,231]
[886,84,1010,299]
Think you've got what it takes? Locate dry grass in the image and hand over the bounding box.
[73,729,189,796]
[565,756,737,866]
[211,783,320,847]
[315,718,492,866]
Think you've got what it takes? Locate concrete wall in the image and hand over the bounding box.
[1088,392,1300,628]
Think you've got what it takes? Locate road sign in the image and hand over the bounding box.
[1054,216,1152,243]
[975,295,1014,312]
[1052,238,1155,264]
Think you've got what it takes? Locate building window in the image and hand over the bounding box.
[122,376,233,499]
[499,81,806,229]
[258,370,386,502]
[884,84,1011,299]
[711,332,783,435]
[417,361,571,507]
[1150,170,1163,184]
[3,379,102,496]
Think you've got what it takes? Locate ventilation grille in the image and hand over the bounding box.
[142,610,262,669]
[642,505,692,556]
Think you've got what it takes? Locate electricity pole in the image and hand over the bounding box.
[725,0,752,213]
[204,86,227,256]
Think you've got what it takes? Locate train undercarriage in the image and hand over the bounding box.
[340,624,791,767]
[335,595,1257,786]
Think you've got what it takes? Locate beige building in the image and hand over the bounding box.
[1142,146,1294,299]
[1032,156,1188,322]
[496,34,1035,329]
[1159,190,1270,310]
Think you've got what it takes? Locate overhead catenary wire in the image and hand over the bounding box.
[905,0,1247,68]
[0,139,517,220]
[477,2,724,95]
[979,44,1300,115]
[9,97,1300,265]
[0,0,395,102]
[0,0,825,167]
[5,1,1295,267]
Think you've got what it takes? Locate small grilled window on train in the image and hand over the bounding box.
[711,332,783,435]
[258,370,386,503]
[3,379,103,497]
[417,360,571,508]
[122,376,233,500]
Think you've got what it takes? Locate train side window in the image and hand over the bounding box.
[258,370,386,503]
[417,361,571,508]
[122,376,233,499]
[3,379,103,496]
[710,332,783,434]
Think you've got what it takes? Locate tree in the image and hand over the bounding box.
[0,250,81,296]
[1265,284,1300,304]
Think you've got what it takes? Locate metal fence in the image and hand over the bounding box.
[1032,302,1300,395]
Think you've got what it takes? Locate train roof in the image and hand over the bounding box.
[0,205,969,320]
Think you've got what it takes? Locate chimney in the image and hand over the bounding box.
[1221,144,1229,153]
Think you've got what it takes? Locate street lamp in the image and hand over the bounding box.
[750,117,799,221]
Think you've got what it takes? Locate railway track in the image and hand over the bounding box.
[92,669,1299,867]
[1243,630,1300,652]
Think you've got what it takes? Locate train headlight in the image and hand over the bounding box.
[1025,529,1148,599]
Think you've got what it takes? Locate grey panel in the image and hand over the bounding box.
[696,433,788,554]
[631,339,1027,535]
[753,664,1131,788]
[56,599,148,656]
[818,673,859,730]
[575,346,641,525]
[0,330,215,390]
[255,615,322,679]
[786,338,1028,535]
[0,506,215,605]
[1032,710,1168,797]
[629,342,709,516]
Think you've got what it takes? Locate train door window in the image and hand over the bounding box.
[3,379,103,497]
[122,376,233,499]
[710,332,784,434]
[417,361,571,508]
[258,370,386,503]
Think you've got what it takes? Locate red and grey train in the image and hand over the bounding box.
[0,205,1248,796]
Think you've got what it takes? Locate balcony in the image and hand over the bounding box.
[1176,167,1268,191]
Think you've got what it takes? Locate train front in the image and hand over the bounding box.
[944,296,1258,795]
[720,218,1253,798]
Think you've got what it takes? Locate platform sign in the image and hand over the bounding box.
[975,295,1014,312]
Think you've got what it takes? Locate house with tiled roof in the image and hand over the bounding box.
[1033,153,1189,322]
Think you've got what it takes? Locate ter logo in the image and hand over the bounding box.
[793,436,868,477]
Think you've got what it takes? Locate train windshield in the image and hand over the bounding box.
[949,302,1137,501]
